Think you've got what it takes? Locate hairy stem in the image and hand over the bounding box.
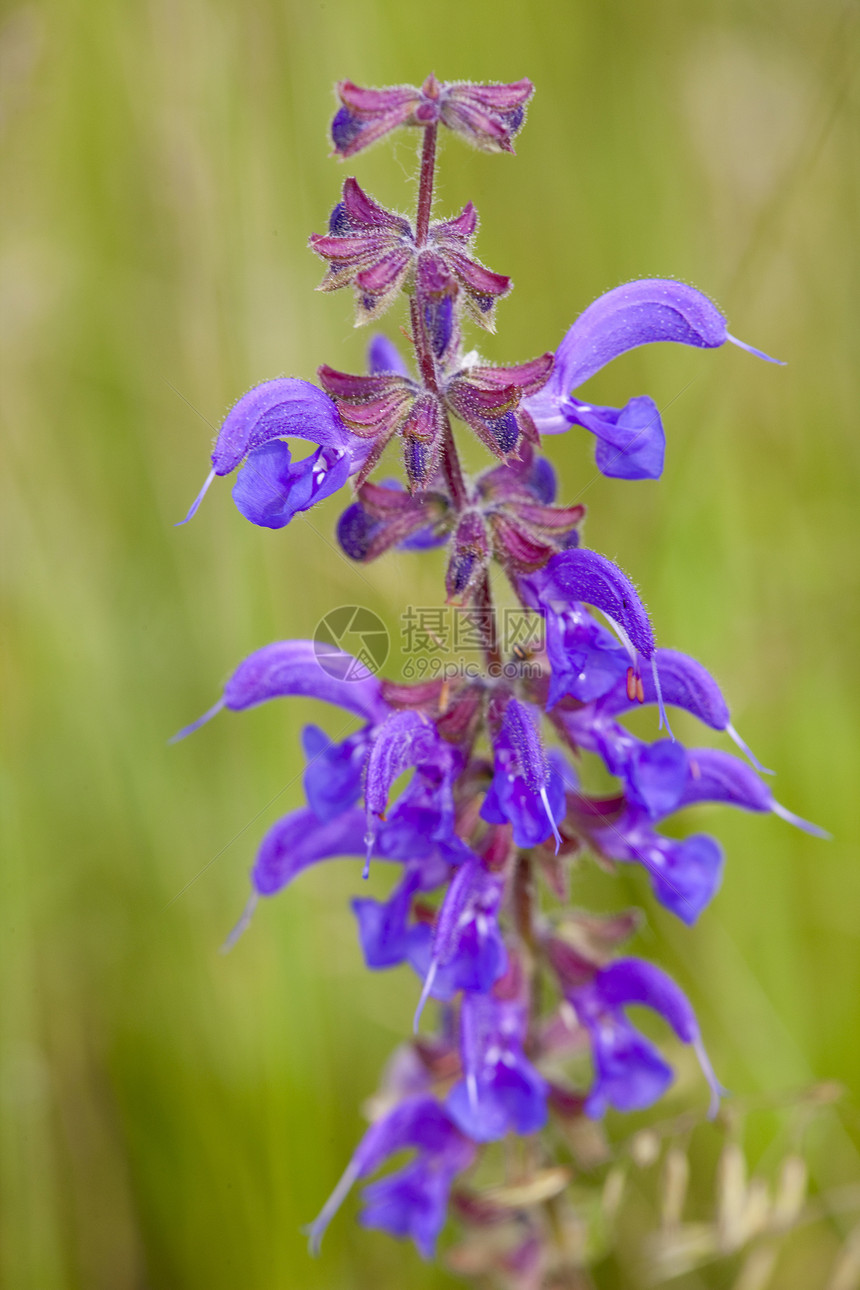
[415,122,437,245]
[475,571,502,670]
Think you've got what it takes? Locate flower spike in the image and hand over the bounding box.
[173,65,819,1272]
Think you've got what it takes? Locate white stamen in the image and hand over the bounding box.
[169,698,225,744]
[725,722,774,775]
[219,891,259,953]
[771,800,831,839]
[362,829,375,880]
[304,1158,362,1255]
[598,612,636,664]
[467,1070,479,1113]
[176,467,216,526]
[693,1033,728,1120]
[725,332,785,366]
[540,785,562,854]
[650,654,674,741]
[413,959,438,1034]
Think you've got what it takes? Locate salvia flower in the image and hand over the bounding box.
[568,958,725,1119]
[173,69,824,1275]
[178,378,370,526]
[524,278,783,480]
[307,1095,476,1257]
[447,989,548,1142]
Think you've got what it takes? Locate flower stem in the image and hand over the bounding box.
[475,570,502,670]
[415,122,437,245]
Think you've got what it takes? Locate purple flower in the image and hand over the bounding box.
[569,957,725,1118]
[226,640,383,715]
[353,867,425,968]
[178,378,370,526]
[523,548,671,730]
[446,992,548,1142]
[480,699,567,850]
[587,647,770,772]
[411,853,508,1022]
[524,279,782,480]
[364,711,444,869]
[301,724,369,822]
[307,1096,475,1258]
[544,603,629,705]
[677,748,828,837]
[171,639,389,741]
[583,803,725,925]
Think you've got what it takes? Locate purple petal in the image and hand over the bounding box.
[650,834,725,925]
[252,807,370,895]
[224,640,387,721]
[536,549,656,662]
[364,714,442,871]
[412,858,507,1028]
[481,705,568,850]
[625,739,689,818]
[585,1016,674,1117]
[171,640,388,742]
[358,1159,454,1259]
[680,749,828,837]
[552,279,730,393]
[368,334,409,376]
[570,395,666,481]
[302,724,368,821]
[600,648,728,726]
[307,1095,472,1254]
[231,440,350,529]
[212,377,357,477]
[353,870,420,968]
[596,958,699,1042]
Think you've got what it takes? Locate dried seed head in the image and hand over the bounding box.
[717,1141,749,1252]
[660,1144,690,1229]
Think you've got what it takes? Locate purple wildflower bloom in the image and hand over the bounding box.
[171,639,389,741]
[582,803,725,925]
[544,603,630,705]
[307,1095,475,1257]
[524,279,783,480]
[178,378,370,526]
[569,957,725,1118]
[411,853,508,1020]
[353,867,425,968]
[523,547,671,731]
[301,724,369,822]
[590,646,772,773]
[480,699,567,850]
[447,992,548,1142]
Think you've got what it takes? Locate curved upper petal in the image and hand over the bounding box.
[223,640,389,721]
[253,807,371,895]
[550,279,729,394]
[531,549,655,661]
[211,377,365,476]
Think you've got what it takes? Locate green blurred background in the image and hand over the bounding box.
[2,0,859,1286]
